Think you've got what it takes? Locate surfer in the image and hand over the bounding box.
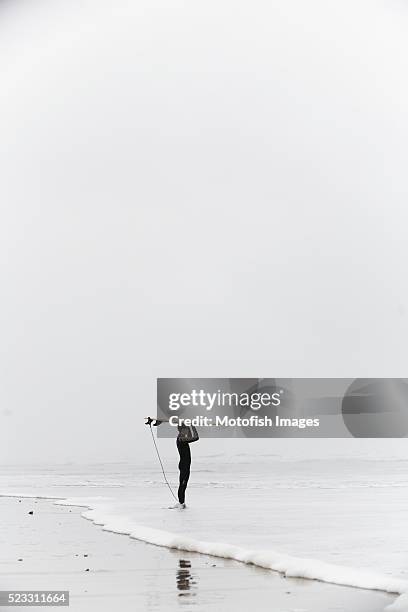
[145,417,199,509]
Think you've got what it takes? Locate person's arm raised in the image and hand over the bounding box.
[144,416,169,426]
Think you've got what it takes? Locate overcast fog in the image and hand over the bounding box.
[1,0,408,464]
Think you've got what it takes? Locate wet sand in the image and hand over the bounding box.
[0,497,395,611]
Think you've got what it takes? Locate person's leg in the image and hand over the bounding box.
[176,439,191,505]
[178,464,190,504]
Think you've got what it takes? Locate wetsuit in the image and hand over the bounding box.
[177,439,191,504]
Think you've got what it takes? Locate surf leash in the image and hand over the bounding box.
[147,421,178,502]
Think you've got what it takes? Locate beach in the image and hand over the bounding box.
[1,458,407,611]
[0,497,395,612]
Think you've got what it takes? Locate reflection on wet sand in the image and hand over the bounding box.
[176,559,197,601]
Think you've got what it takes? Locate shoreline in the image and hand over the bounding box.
[0,495,398,611]
[2,492,406,599]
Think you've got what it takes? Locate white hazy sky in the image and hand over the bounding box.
[1,0,408,463]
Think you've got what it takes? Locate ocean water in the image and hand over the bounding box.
[1,456,408,610]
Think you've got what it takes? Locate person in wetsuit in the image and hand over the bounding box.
[145,417,195,508]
